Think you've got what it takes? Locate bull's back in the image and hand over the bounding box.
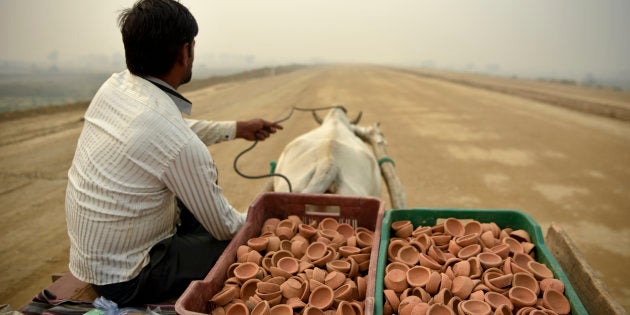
[273,126,381,196]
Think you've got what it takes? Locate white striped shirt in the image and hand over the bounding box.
[65,70,246,285]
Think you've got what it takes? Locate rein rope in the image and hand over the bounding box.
[232,105,343,193]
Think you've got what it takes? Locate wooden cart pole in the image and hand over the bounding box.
[358,123,407,209]
[546,223,626,314]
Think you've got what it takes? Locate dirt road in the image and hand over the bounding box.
[1,65,628,311]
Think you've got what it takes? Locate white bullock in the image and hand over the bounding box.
[273,107,381,196]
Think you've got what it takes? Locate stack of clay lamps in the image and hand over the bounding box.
[209,215,374,315]
[383,218,572,315]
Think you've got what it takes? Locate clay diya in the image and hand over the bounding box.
[484,291,513,312]
[224,303,248,315]
[335,223,355,239]
[412,233,433,253]
[480,231,496,249]
[306,242,327,261]
[308,285,334,310]
[451,276,474,299]
[396,244,421,267]
[521,242,535,254]
[269,304,292,315]
[339,245,362,257]
[431,234,452,247]
[383,290,400,312]
[469,290,485,301]
[540,278,565,293]
[433,287,453,305]
[250,301,270,315]
[211,286,239,306]
[543,289,571,314]
[418,252,442,270]
[384,268,408,293]
[452,260,471,277]
[412,225,432,237]
[392,220,414,238]
[276,257,299,275]
[527,261,554,280]
[356,276,367,300]
[247,237,269,252]
[425,271,442,295]
[262,218,280,232]
[458,244,482,260]
[426,303,455,315]
[448,240,463,256]
[478,252,503,269]
[398,296,422,314]
[486,273,513,291]
[356,231,374,248]
[311,248,336,267]
[240,279,260,300]
[298,223,317,238]
[489,243,510,259]
[280,278,302,299]
[509,229,531,243]
[324,270,346,290]
[386,261,410,275]
[428,245,447,264]
[245,250,262,265]
[285,297,306,310]
[303,306,325,315]
[508,286,537,308]
[493,304,511,315]
[387,239,408,260]
[290,240,307,259]
[439,273,452,291]
[406,265,431,287]
[275,226,295,240]
[319,217,339,230]
[268,266,292,279]
[467,257,483,279]
[335,301,356,315]
[455,233,480,247]
[334,283,354,301]
[459,300,492,315]
[326,260,351,274]
[464,220,483,235]
[512,252,534,269]
[512,272,540,295]
[233,262,260,282]
[444,218,465,237]
[502,237,524,255]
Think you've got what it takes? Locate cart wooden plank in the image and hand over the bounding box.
[546,223,626,315]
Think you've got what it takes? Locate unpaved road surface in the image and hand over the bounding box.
[1,65,629,311]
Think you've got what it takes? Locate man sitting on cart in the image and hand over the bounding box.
[65,0,282,306]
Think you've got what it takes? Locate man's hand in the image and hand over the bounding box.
[236,119,283,141]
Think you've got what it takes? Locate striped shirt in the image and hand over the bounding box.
[65,70,246,285]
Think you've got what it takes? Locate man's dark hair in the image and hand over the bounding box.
[118,0,198,77]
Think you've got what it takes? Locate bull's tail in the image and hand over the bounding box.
[302,156,339,194]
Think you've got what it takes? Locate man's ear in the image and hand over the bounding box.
[178,43,191,66]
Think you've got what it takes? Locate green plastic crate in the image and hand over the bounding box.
[374,208,587,315]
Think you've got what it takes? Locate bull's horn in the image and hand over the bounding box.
[312,111,323,124]
[350,111,363,124]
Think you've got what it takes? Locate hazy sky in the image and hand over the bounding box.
[1,0,629,82]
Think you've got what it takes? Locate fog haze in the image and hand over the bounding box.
[1,0,630,87]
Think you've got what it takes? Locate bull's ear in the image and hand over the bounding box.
[350,111,362,124]
[312,111,323,124]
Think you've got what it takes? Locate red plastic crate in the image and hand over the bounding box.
[175,192,385,315]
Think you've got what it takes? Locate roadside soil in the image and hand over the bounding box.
[1,65,628,311]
